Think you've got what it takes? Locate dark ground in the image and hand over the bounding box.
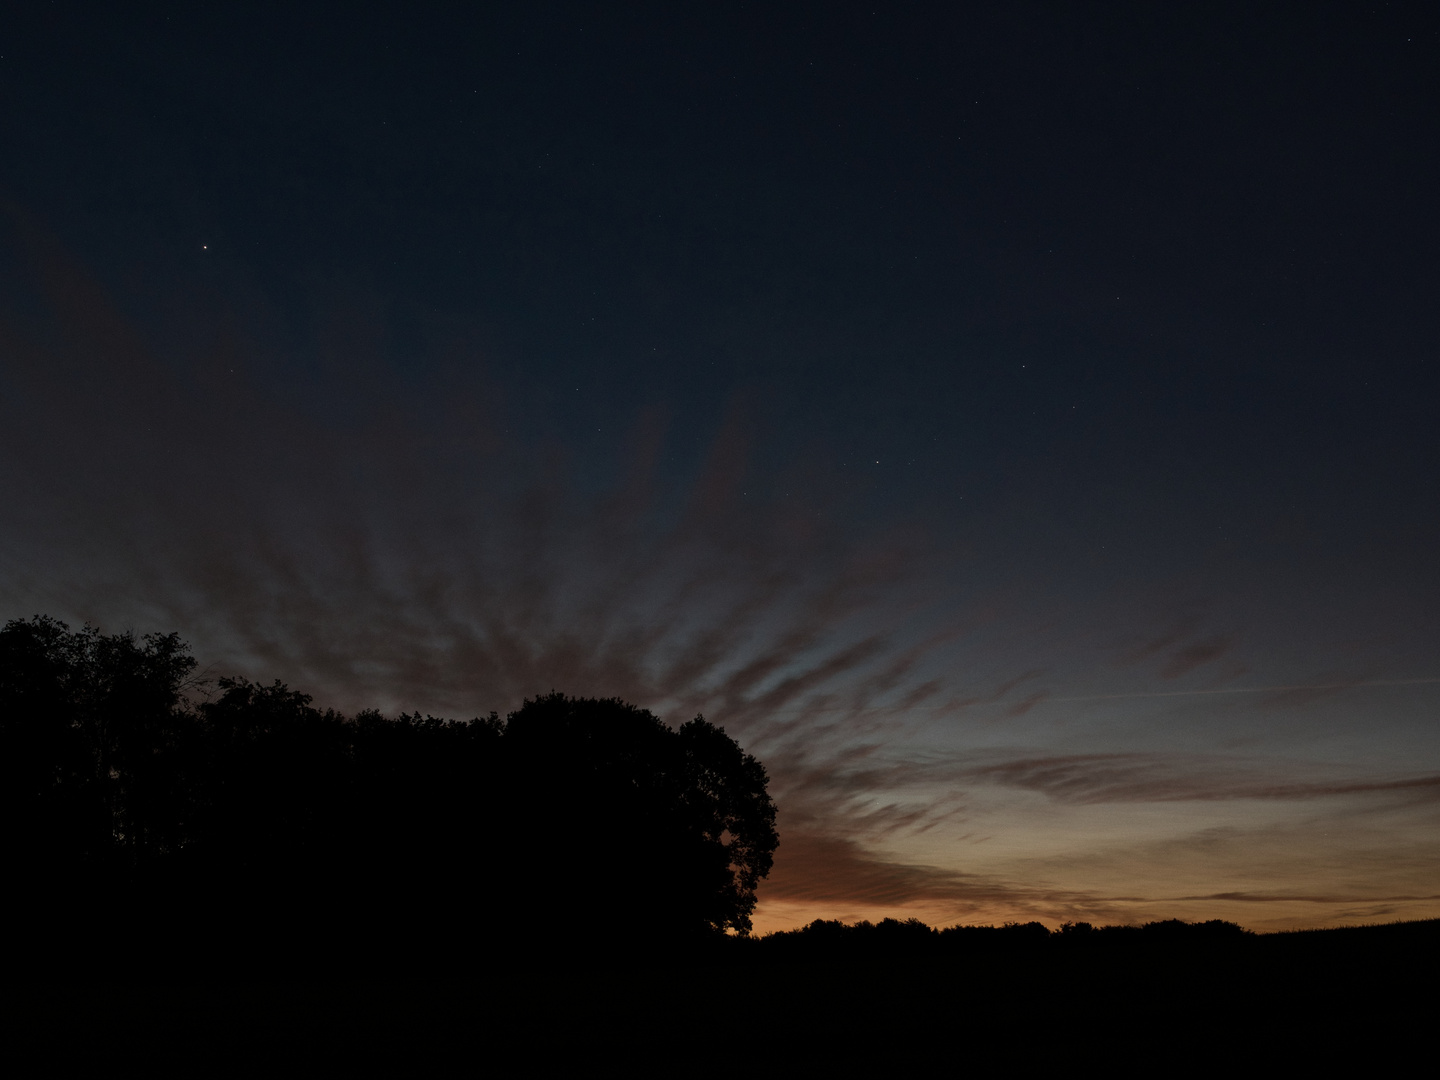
[3,921,1434,1071]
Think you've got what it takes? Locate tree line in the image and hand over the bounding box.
[1,616,778,973]
[11,614,1428,979]
[749,915,1255,962]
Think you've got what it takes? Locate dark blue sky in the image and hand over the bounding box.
[3,1,1439,929]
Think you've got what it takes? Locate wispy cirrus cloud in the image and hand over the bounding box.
[1117,619,1234,681]
[0,209,958,729]
[954,752,1440,806]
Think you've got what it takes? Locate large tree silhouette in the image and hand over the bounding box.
[502,693,778,941]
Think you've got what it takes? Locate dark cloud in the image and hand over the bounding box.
[1117,618,1233,681]
[957,752,1440,806]
[914,669,1047,717]
[1004,691,1049,717]
[1183,891,1440,905]
[1159,636,1231,679]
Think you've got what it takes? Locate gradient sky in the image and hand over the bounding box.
[3,2,1439,931]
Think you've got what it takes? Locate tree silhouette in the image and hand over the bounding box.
[0,616,199,887]
[2,619,780,969]
[501,693,778,941]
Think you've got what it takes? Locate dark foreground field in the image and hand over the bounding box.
[4,920,1435,1070]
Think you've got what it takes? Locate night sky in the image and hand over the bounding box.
[3,2,1439,932]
